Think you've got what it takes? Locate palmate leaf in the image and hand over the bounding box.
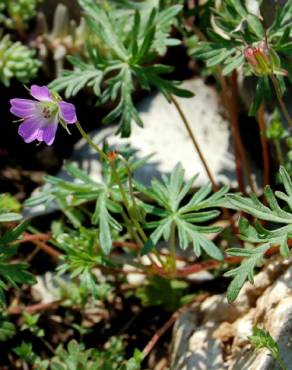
[25,162,124,255]
[225,243,271,302]
[51,0,191,137]
[0,222,35,306]
[142,163,227,260]
[225,166,292,301]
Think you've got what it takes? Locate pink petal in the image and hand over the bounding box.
[59,102,77,124]
[30,85,52,102]
[41,123,58,145]
[18,118,40,143]
[10,99,37,118]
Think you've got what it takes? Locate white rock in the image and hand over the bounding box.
[171,260,292,370]
[68,78,236,187]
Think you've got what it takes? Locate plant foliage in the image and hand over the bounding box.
[141,164,228,260]
[187,0,292,114]
[0,222,36,306]
[50,0,193,137]
[225,166,292,302]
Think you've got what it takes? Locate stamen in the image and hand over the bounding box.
[42,106,52,119]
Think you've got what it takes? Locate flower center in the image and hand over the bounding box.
[42,106,52,119]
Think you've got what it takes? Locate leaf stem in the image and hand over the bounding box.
[270,74,292,128]
[170,95,218,191]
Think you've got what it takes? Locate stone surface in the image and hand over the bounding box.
[170,259,292,370]
[66,78,236,187]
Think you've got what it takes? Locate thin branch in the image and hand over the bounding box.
[8,300,63,315]
[18,233,51,243]
[29,239,61,258]
[142,294,208,359]
[170,95,218,191]
[142,308,183,358]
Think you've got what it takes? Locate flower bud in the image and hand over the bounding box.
[244,41,287,77]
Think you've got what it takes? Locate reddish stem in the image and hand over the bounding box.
[19,233,51,243]
[229,71,255,192]
[8,300,62,315]
[257,104,270,187]
[142,293,208,359]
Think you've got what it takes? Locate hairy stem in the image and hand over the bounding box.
[170,95,218,191]
[270,74,292,128]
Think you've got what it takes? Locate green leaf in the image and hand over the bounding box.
[246,14,265,38]
[0,212,22,223]
[144,163,225,259]
[248,326,287,370]
[0,221,29,245]
[222,54,244,75]
[97,195,112,255]
[50,64,103,99]
[225,244,270,302]
[249,77,267,116]
[0,318,16,341]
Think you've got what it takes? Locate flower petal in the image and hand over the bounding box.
[41,122,58,145]
[30,85,52,102]
[18,118,40,143]
[10,99,38,118]
[59,102,77,124]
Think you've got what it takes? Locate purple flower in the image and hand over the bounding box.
[10,85,77,145]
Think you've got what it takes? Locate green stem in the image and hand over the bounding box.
[76,121,164,268]
[170,95,218,191]
[169,222,177,274]
[109,161,130,209]
[121,209,143,246]
[118,155,165,267]
[270,74,292,128]
[75,121,108,161]
[118,155,139,209]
